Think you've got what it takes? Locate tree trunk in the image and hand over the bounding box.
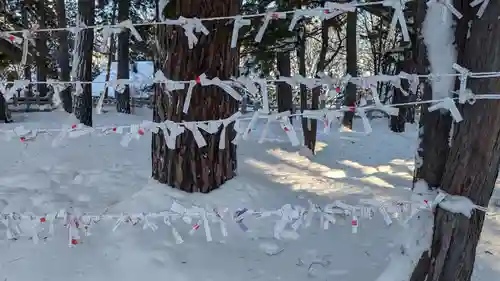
[411,2,500,281]
[116,0,131,113]
[73,1,94,126]
[276,51,293,115]
[104,1,117,100]
[389,56,410,133]
[55,0,72,112]
[342,9,357,129]
[308,19,329,154]
[0,93,10,123]
[21,2,32,106]
[297,24,312,150]
[35,0,48,99]
[151,0,240,193]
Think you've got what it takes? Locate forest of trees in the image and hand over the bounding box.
[0,1,499,281]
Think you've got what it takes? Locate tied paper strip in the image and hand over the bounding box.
[369,86,399,116]
[324,1,357,12]
[280,117,300,146]
[159,121,185,149]
[427,0,463,19]
[259,111,289,143]
[243,110,261,140]
[255,12,287,42]
[21,31,32,65]
[470,0,490,18]
[182,81,197,113]
[293,74,322,89]
[383,0,410,42]
[399,72,420,95]
[164,217,184,244]
[180,17,210,49]
[452,63,472,104]
[428,97,463,122]
[231,15,251,48]
[274,204,299,240]
[153,70,186,97]
[289,10,308,31]
[219,112,242,149]
[198,74,242,101]
[101,26,122,47]
[355,108,373,135]
[118,20,143,41]
[257,79,270,113]
[184,123,207,147]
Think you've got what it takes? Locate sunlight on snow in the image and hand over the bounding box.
[244,158,354,196]
[266,148,347,179]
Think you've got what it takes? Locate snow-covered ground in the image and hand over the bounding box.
[0,108,498,281]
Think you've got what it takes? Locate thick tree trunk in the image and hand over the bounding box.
[342,9,357,129]
[35,0,48,98]
[116,0,131,113]
[104,1,117,100]
[421,3,500,281]
[55,0,72,112]
[21,2,32,104]
[152,0,239,193]
[276,51,293,115]
[73,1,94,126]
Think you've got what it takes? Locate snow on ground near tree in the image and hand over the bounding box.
[0,108,499,281]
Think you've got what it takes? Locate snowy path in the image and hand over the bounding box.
[0,109,498,281]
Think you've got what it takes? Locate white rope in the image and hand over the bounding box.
[0,1,386,36]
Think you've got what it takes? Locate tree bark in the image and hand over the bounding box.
[116,0,131,113]
[35,0,48,98]
[73,0,94,126]
[151,0,240,193]
[55,0,72,112]
[411,2,500,281]
[342,9,357,129]
[276,51,293,115]
[21,2,32,105]
[389,56,410,133]
[103,1,117,100]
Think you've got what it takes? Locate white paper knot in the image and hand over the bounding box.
[383,0,410,42]
[293,74,322,89]
[255,12,287,42]
[157,120,184,149]
[118,20,143,41]
[355,107,373,134]
[428,97,462,122]
[242,110,261,140]
[101,26,122,46]
[153,70,186,93]
[231,15,251,48]
[324,1,357,12]
[179,17,209,49]
[183,123,207,147]
[399,72,420,95]
[470,0,490,18]
[197,74,242,101]
[452,63,471,104]
[219,112,241,149]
